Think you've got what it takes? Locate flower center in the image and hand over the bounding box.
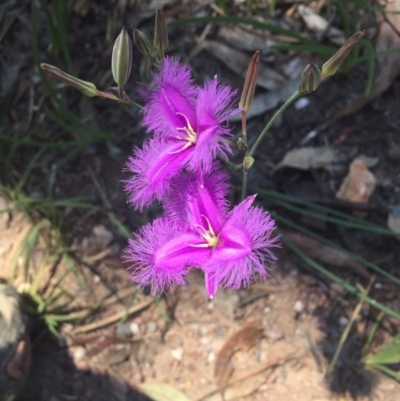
[189,215,220,250]
[168,112,197,155]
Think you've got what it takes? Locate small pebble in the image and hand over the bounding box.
[171,348,183,361]
[294,97,310,110]
[72,346,86,361]
[339,316,349,326]
[129,322,140,335]
[263,306,271,314]
[295,328,306,337]
[207,352,215,363]
[293,300,304,313]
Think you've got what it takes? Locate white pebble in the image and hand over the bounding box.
[294,97,310,110]
[129,322,140,335]
[171,348,183,361]
[72,346,86,361]
[293,300,304,313]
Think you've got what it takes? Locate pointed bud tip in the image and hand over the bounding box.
[321,30,366,79]
[40,63,98,97]
[133,29,152,56]
[239,51,260,112]
[298,64,321,94]
[112,26,133,88]
[154,9,169,55]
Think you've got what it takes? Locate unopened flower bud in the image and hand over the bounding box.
[239,51,260,112]
[112,27,133,88]
[134,29,152,56]
[243,154,255,172]
[321,30,365,79]
[298,64,321,94]
[154,9,169,56]
[40,63,98,97]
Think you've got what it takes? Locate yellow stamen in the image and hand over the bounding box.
[188,215,220,250]
[167,112,197,155]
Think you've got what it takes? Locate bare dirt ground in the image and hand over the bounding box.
[2,0,400,400]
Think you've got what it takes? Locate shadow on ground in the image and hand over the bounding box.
[314,302,378,399]
[17,325,152,401]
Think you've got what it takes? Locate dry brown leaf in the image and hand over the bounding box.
[217,25,275,52]
[273,147,338,171]
[283,231,371,279]
[336,158,376,205]
[203,41,287,90]
[298,5,345,46]
[214,325,263,388]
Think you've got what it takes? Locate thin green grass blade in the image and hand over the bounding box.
[118,291,138,327]
[282,235,400,321]
[15,148,45,192]
[258,190,397,236]
[107,212,131,239]
[270,43,335,58]
[31,5,109,138]
[336,0,350,39]
[371,364,400,380]
[362,311,384,358]
[359,39,376,96]
[169,16,323,45]
[63,253,88,292]
[23,220,47,282]
[271,211,400,286]
[31,254,51,295]
[155,298,171,323]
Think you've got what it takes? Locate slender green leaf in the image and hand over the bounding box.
[365,334,400,365]
[282,236,400,321]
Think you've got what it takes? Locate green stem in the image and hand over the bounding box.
[241,90,300,199]
[249,90,300,156]
[241,171,248,201]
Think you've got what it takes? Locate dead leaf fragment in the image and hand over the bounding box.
[336,158,376,204]
[214,325,262,388]
[298,5,345,46]
[283,231,371,279]
[204,41,286,90]
[274,147,338,171]
[217,25,275,52]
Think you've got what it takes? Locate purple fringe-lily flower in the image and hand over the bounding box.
[124,165,278,297]
[124,57,239,209]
